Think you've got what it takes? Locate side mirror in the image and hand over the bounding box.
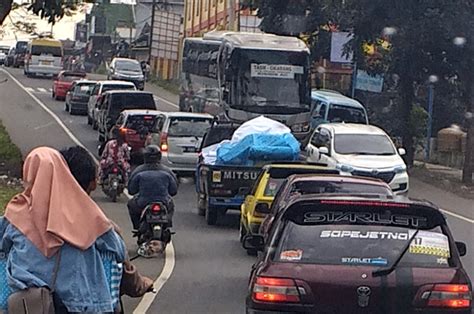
[319,146,329,155]
[242,235,265,252]
[398,148,406,156]
[255,203,270,214]
[456,241,467,257]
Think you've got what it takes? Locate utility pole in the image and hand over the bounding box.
[228,0,236,31]
[148,0,156,63]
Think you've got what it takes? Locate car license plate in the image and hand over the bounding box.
[183,147,197,153]
[41,61,52,65]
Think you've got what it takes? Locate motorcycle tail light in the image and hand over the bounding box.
[151,204,161,213]
[112,167,118,173]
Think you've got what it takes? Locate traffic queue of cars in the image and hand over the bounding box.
[20,51,471,312]
[193,113,472,312]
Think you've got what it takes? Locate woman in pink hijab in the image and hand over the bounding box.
[0,147,126,313]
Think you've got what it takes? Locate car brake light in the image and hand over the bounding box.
[160,132,168,152]
[120,127,136,136]
[112,167,118,173]
[419,284,471,308]
[320,200,410,208]
[143,116,153,120]
[252,277,301,303]
[151,204,161,213]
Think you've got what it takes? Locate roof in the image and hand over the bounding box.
[202,31,309,52]
[30,38,62,46]
[74,80,97,84]
[262,162,334,170]
[311,90,365,109]
[122,109,162,116]
[104,90,152,95]
[97,80,136,86]
[286,173,390,186]
[161,112,214,119]
[112,57,140,64]
[319,123,388,135]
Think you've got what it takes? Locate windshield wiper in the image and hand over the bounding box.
[372,229,419,277]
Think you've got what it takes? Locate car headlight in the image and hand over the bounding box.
[336,164,354,173]
[393,165,407,174]
[291,122,310,133]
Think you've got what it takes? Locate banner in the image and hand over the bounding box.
[355,70,384,93]
[250,64,304,79]
[330,32,353,63]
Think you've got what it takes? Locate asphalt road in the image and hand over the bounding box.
[0,67,472,313]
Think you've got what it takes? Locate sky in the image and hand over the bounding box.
[0,3,92,46]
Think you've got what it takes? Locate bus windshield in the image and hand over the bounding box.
[233,49,310,114]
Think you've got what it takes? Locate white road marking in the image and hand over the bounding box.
[37,87,47,93]
[440,208,474,224]
[2,68,176,312]
[153,95,179,109]
[24,87,34,93]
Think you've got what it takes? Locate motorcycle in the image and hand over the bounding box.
[134,201,174,257]
[101,164,125,202]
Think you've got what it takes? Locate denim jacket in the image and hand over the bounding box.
[0,217,126,313]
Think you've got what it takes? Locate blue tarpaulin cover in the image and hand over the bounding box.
[216,132,300,166]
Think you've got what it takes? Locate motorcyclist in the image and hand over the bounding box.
[99,127,131,183]
[127,145,178,231]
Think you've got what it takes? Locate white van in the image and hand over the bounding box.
[24,38,63,77]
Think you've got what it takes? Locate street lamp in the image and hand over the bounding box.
[425,74,438,161]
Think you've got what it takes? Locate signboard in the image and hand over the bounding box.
[330,32,353,63]
[355,70,384,93]
[150,10,181,61]
[250,64,304,79]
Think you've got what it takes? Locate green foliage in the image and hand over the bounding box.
[0,185,20,215]
[0,123,22,164]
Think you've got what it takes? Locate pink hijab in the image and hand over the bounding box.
[5,147,112,258]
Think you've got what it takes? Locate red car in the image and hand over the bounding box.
[244,196,472,313]
[52,71,87,100]
[259,174,395,240]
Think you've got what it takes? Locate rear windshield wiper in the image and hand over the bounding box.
[372,229,419,277]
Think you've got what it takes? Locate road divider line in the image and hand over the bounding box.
[153,94,179,109]
[440,208,474,224]
[2,68,176,312]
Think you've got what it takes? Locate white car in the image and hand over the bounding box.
[306,123,409,194]
[87,80,136,130]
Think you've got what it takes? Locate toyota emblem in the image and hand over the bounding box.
[357,286,371,307]
[371,169,379,175]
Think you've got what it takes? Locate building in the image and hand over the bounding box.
[184,0,239,37]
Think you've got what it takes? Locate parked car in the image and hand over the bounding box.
[107,58,145,90]
[65,80,96,115]
[24,38,63,77]
[4,47,15,67]
[52,71,87,100]
[239,163,339,249]
[96,91,156,142]
[87,80,136,130]
[146,112,214,176]
[310,90,369,129]
[306,123,409,194]
[0,46,10,65]
[244,196,471,313]
[113,109,162,159]
[259,174,395,241]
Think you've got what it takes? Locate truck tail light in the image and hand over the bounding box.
[417,284,471,309]
[160,132,168,152]
[252,277,302,303]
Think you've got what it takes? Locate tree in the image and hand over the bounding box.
[0,0,80,26]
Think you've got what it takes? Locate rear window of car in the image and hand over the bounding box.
[102,84,135,92]
[327,105,367,124]
[275,222,452,268]
[202,126,238,148]
[16,42,28,53]
[125,115,158,130]
[62,73,86,82]
[288,181,392,196]
[31,45,62,57]
[264,177,285,196]
[109,94,156,117]
[74,83,95,95]
[168,117,212,138]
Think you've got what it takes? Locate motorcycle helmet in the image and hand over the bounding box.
[143,145,162,164]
